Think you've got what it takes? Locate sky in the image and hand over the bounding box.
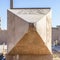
[0,0,60,29]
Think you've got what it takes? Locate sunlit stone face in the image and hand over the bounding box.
[8,9,50,23]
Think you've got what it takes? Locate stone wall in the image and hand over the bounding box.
[52,26,60,45]
[0,30,7,44]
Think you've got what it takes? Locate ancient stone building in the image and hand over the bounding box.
[52,26,60,46]
[0,30,7,44]
[0,18,7,45]
[0,9,52,60]
[0,29,7,55]
[0,0,52,60]
[5,8,52,60]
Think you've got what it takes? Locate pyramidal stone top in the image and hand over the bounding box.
[8,8,51,23]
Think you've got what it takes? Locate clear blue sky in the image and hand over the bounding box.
[0,0,60,29]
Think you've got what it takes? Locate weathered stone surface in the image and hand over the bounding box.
[8,26,50,55]
[7,10,29,53]
[8,8,50,23]
[9,9,50,14]
[6,54,53,60]
[7,8,52,55]
[0,8,52,60]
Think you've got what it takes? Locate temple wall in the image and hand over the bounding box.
[0,30,7,44]
[52,28,58,45]
[52,26,60,45]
